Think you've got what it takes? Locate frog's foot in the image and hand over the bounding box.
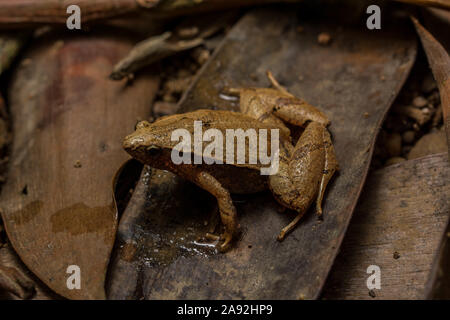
[277,211,306,241]
[194,171,238,253]
[218,231,233,252]
[204,232,232,252]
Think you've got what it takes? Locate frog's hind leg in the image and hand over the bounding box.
[269,122,326,241]
[316,129,339,217]
[266,71,330,127]
[194,171,237,252]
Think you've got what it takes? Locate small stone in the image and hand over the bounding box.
[191,47,210,65]
[385,157,406,166]
[74,160,82,168]
[393,251,400,259]
[164,77,192,94]
[422,107,431,115]
[176,26,199,39]
[317,32,331,45]
[363,112,370,118]
[402,130,415,144]
[412,96,428,108]
[385,133,402,157]
[162,93,177,103]
[407,131,447,160]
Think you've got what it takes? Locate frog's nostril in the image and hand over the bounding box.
[123,136,138,151]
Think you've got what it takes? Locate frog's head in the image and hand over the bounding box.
[123,120,165,165]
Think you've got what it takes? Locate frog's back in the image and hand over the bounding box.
[152,110,280,171]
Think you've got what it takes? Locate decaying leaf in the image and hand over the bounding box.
[0,244,59,300]
[322,153,449,299]
[0,29,159,299]
[107,6,417,299]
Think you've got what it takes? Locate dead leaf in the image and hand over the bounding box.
[0,29,159,299]
[108,6,417,299]
[322,153,449,299]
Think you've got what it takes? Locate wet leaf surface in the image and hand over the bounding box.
[108,6,417,299]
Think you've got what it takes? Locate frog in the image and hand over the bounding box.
[123,72,338,252]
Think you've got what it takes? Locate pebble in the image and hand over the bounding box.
[191,47,210,65]
[402,130,415,144]
[317,32,332,45]
[407,130,447,160]
[385,157,406,166]
[412,96,428,108]
[176,26,199,39]
[385,133,402,157]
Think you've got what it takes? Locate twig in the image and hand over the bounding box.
[0,0,147,26]
[109,31,203,80]
[0,0,300,27]
[412,16,450,159]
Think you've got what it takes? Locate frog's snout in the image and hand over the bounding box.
[123,133,144,152]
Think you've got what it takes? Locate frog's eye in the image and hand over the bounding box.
[135,120,151,130]
[146,145,161,156]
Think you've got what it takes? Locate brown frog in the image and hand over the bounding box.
[123,72,338,251]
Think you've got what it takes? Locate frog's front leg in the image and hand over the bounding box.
[269,122,338,240]
[193,171,237,252]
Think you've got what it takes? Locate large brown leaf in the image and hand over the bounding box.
[108,6,417,299]
[322,153,450,299]
[0,29,159,299]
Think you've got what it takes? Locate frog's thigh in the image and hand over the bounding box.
[271,122,326,240]
[273,99,330,127]
[194,171,237,250]
[316,129,338,216]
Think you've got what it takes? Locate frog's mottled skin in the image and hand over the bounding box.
[123,73,338,251]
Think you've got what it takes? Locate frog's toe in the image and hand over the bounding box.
[277,230,287,242]
[218,233,233,252]
[205,232,220,241]
[219,240,232,253]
